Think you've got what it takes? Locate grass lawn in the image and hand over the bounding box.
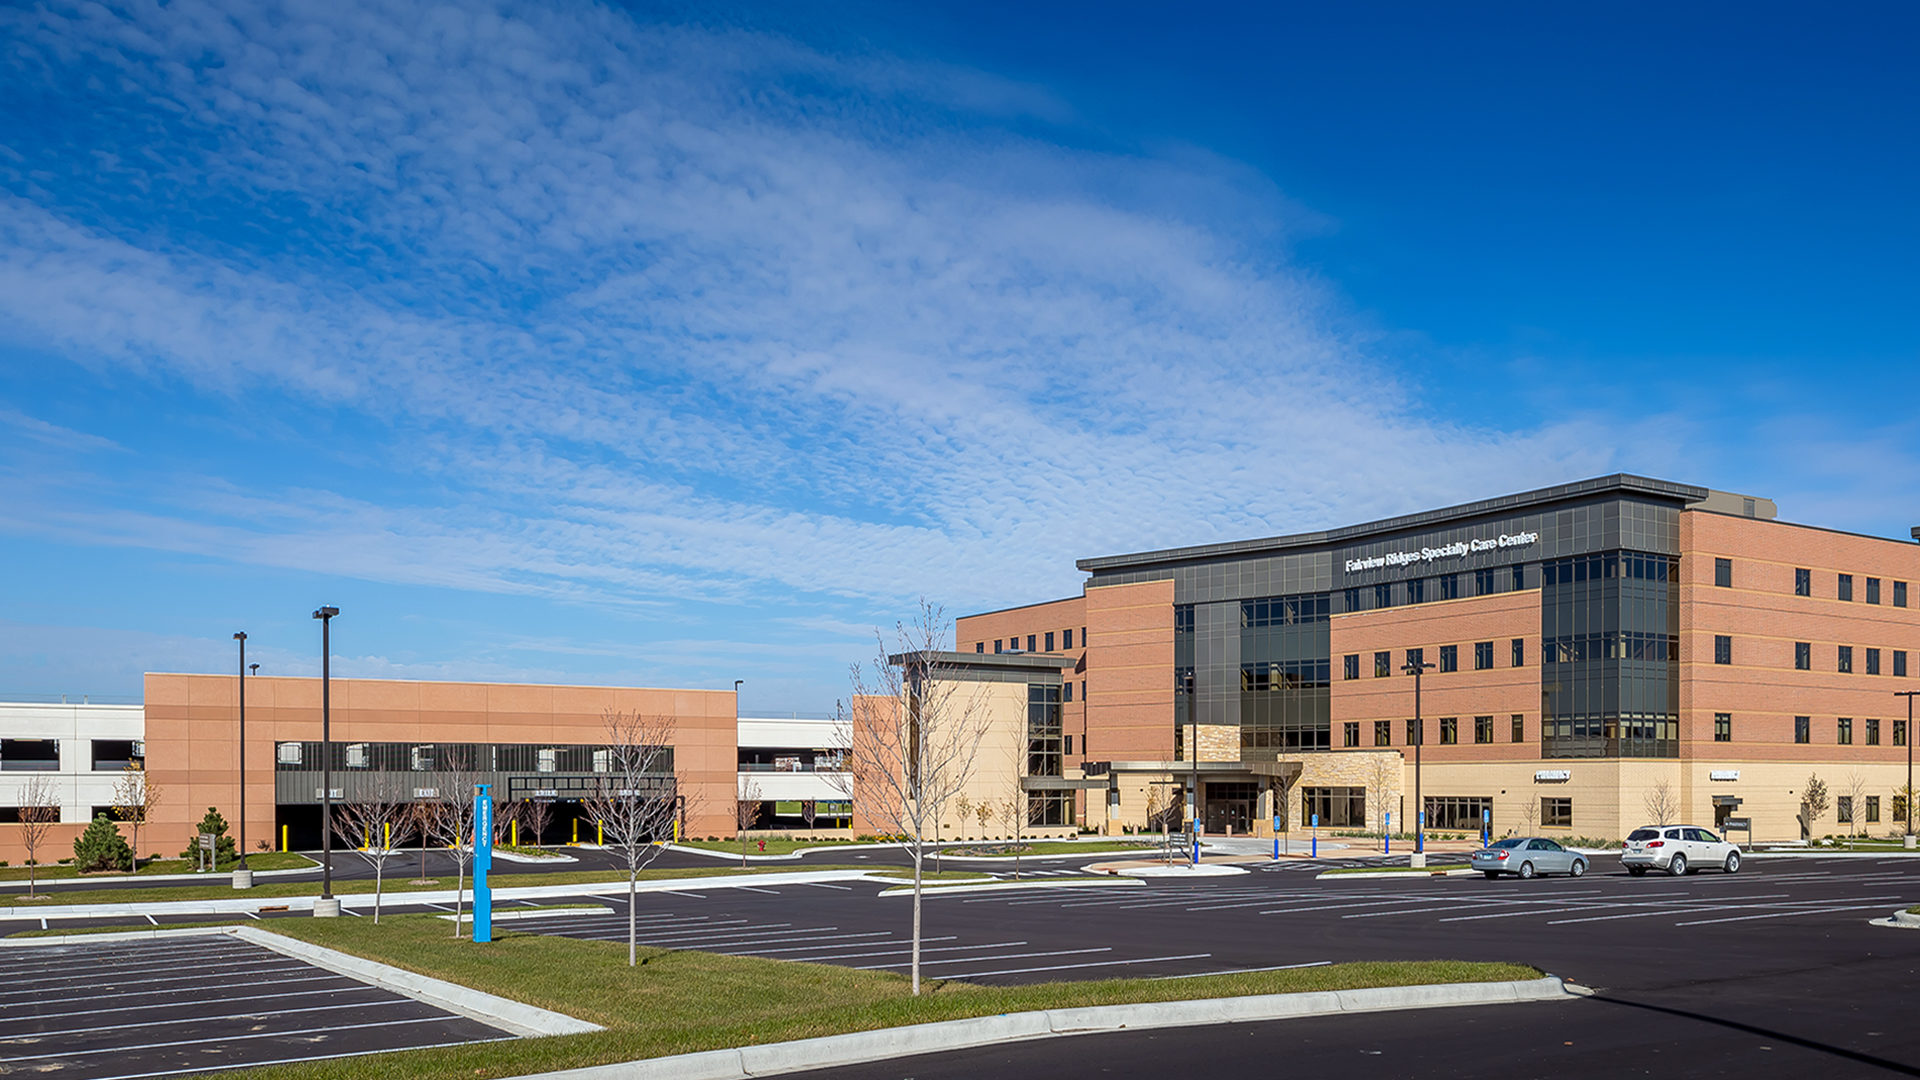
[0,851,315,882]
[169,913,1536,1080]
[0,865,987,909]
[1319,865,1471,876]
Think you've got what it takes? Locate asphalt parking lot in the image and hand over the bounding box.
[0,934,511,1079]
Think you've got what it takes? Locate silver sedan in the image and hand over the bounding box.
[1470,837,1587,879]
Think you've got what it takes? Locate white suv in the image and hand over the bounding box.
[1622,824,1741,876]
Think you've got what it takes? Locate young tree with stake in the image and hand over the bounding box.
[518,797,554,849]
[737,775,764,866]
[332,782,413,923]
[1642,778,1680,826]
[422,756,485,939]
[17,775,59,899]
[830,600,990,996]
[584,709,684,967]
[110,763,163,870]
[1801,774,1830,841]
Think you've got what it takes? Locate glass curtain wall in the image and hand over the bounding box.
[1238,592,1331,754]
[1540,551,1680,758]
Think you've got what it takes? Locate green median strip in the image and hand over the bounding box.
[158,914,1536,1080]
[0,851,317,882]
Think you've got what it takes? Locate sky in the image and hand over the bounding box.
[1,1,1916,711]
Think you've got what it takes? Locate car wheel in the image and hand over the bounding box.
[1569,859,1586,878]
[1483,871,1501,880]
[1628,866,1647,876]
[1667,853,1688,877]
[1519,861,1535,880]
[1724,851,1740,873]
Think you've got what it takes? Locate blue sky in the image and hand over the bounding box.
[2,1,1916,711]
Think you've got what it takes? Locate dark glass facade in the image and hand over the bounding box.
[1540,552,1680,758]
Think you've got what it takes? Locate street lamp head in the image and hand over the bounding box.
[250,663,259,675]
[1401,660,1434,676]
[233,631,247,642]
[312,606,339,620]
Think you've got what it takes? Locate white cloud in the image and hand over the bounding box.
[0,0,1618,622]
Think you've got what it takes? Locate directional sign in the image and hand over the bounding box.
[473,784,494,944]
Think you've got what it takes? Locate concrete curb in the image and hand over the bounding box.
[875,878,1142,898]
[0,924,601,1038]
[440,906,611,923]
[493,850,580,865]
[4,858,322,889]
[1871,909,1920,929]
[501,976,1572,1080]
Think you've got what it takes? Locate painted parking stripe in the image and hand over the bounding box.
[664,891,707,899]
[656,931,883,951]
[84,1035,518,1080]
[856,947,1112,971]
[737,887,781,895]
[1673,902,1897,926]
[935,953,1213,980]
[12,973,350,1011]
[805,882,853,890]
[0,947,272,978]
[707,932,904,955]
[548,923,815,945]
[1258,897,1431,915]
[0,1014,487,1065]
[0,984,395,1027]
[1548,894,1899,925]
[0,963,313,998]
[0,997,412,1043]
[1153,960,1332,980]
[777,941,1034,963]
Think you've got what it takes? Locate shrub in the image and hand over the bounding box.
[179,807,239,865]
[73,814,134,873]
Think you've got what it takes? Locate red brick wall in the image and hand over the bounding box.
[1085,579,1176,761]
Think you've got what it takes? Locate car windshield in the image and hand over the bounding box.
[1627,828,1661,841]
[1489,838,1526,849]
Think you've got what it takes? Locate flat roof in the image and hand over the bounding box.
[1076,473,1711,574]
[887,650,1070,671]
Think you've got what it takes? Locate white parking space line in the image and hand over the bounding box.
[737,887,781,895]
[856,947,1112,971]
[0,984,393,1027]
[0,1015,478,1065]
[1153,960,1332,980]
[0,947,272,978]
[1258,897,1428,915]
[935,953,1212,980]
[1673,903,1897,926]
[12,972,348,1011]
[553,923,817,945]
[84,1035,518,1080]
[1,997,411,1043]
[0,963,314,999]
[722,934,943,958]
[1547,894,1900,926]
[666,931,883,951]
[805,882,853,890]
[780,941,1035,963]
[664,891,707,899]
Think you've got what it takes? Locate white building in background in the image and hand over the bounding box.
[0,700,147,835]
[736,717,850,829]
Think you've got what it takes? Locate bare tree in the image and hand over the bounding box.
[422,755,485,940]
[998,795,1029,879]
[1363,755,1399,847]
[829,600,991,996]
[1519,794,1540,837]
[517,797,554,849]
[974,799,993,846]
[736,775,764,867]
[1642,779,1680,826]
[954,794,972,844]
[1842,772,1868,847]
[584,709,683,967]
[332,782,413,923]
[17,775,59,899]
[1800,774,1830,841]
[110,763,163,870]
[802,798,819,836]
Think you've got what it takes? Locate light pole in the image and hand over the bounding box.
[233,633,251,889]
[1898,690,1918,849]
[312,606,340,917]
[1403,655,1434,867]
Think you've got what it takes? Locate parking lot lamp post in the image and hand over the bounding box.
[233,633,250,886]
[1898,690,1919,849]
[312,606,340,916]
[1403,656,1434,867]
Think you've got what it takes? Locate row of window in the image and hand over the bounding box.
[1346,641,1527,680]
[274,741,672,773]
[1722,558,1911,607]
[0,739,143,772]
[980,626,1086,655]
[1342,714,1529,747]
[1790,715,1909,746]
[1342,564,1526,614]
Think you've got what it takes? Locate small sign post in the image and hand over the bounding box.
[1482,808,1492,847]
[197,833,215,873]
[1384,811,1391,855]
[1272,815,1281,860]
[473,784,493,943]
[1310,813,1319,859]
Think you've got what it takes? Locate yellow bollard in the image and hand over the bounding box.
[571,819,578,845]
[280,824,288,853]
[511,820,518,848]
[596,821,604,845]
[383,822,391,849]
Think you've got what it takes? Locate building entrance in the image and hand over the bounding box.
[1204,781,1260,835]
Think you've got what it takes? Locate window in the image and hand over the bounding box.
[1897,651,1909,678]
[1343,722,1360,748]
[994,639,1003,653]
[1439,717,1458,745]
[1474,715,1494,744]
[1795,568,1811,596]
[1374,720,1392,747]
[1440,573,1461,600]
[1301,787,1367,829]
[344,743,369,768]
[1374,583,1392,609]
[1424,795,1494,831]
[1868,796,1881,823]
[277,742,304,766]
[1474,641,1493,670]
[1344,654,1360,681]
[1474,567,1496,596]
[1898,719,1909,747]
[0,739,59,772]
[1868,578,1882,605]
[1838,717,1853,745]
[1512,638,1525,667]
[1839,573,1854,601]
[1081,626,1087,645]
[1867,718,1881,745]
[1406,647,1425,671]
[1407,578,1427,604]
[1512,714,1526,743]
[1063,628,1074,650]
[1063,682,1073,702]
[1897,581,1909,608]
[1064,735,1073,756]
[1406,718,1422,745]
[1795,642,1811,670]
[411,745,435,771]
[1045,631,1055,652]
[90,739,142,772]
[975,642,984,653]
[1713,635,1732,665]
[1794,716,1811,744]
[1838,796,1854,825]
[1026,634,1036,652]
[1714,713,1732,742]
[1513,564,1525,591]
[1439,645,1458,673]
[1374,651,1391,678]
[1541,797,1573,828]
[1868,648,1881,676]
[1839,646,1854,674]
[536,747,557,773]
[1714,557,1733,587]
